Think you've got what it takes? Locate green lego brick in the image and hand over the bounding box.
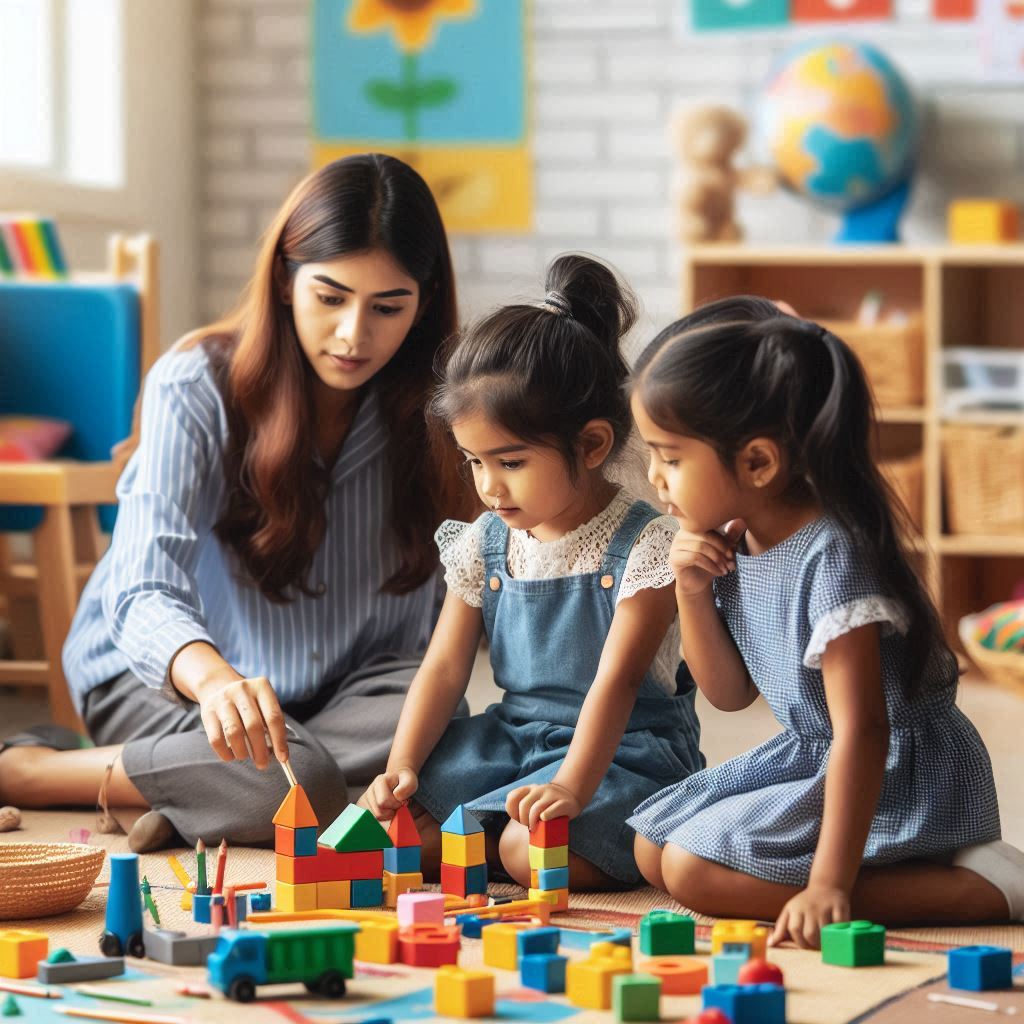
[639,910,695,956]
[612,974,661,1022]
[821,920,885,967]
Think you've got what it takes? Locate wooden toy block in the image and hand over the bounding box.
[272,784,319,828]
[36,952,124,985]
[529,815,569,849]
[384,870,424,908]
[276,852,319,885]
[529,887,569,912]
[949,199,1019,243]
[192,893,212,924]
[384,845,422,874]
[397,892,446,928]
[387,803,423,847]
[516,926,560,959]
[713,949,747,985]
[457,914,496,939]
[565,944,632,1009]
[537,866,569,890]
[275,880,318,913]
[612,973,662,1022]
[0,932,48,979]
[820,920,885,968]
[398,924,461,968]
[638,955,707,995]
[275,824,317,858]
[355,918,399,964]
[351,877,384,907]
[435,965,495,1017]
[276,848,384,885]
[948,945,1012,991]
[640,909,695,955]
[482,923,531,971]
[318,803,393,852]
[702,982,786,1024]
[738,958,784,987]
[441,861,487,897]
[521,952,568,993]
[528,844,568,870]
[142,929,218,967]
[249,892,272,912]
[442,831,486,867]
[441,805,484,836]
[316,880,351,909]
[710,919,768,960]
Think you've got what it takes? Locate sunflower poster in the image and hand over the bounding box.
[312,0,531,232]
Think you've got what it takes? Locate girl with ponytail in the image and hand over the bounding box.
[628,296,1022,945]
[359,254,703,889]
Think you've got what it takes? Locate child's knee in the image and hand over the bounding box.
[498,819,531,887]
[634,834,666,890]
[661,845,715,910]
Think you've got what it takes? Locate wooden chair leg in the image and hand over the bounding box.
[71,507,103,597]
[33,504,83,731]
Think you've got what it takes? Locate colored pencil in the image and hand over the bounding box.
[165,854,191,889]
[281,759,298,787]
[77,985,153,1007]
[0,980,62,999]
[195,838,208,895]
[55,1007,188,1024]
[213,838,227,894]
[140,876,160,926]
[39,216,67,275]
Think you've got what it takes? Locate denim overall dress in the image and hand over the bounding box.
[414,499,704,885]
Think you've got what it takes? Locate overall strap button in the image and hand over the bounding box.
[601,574,614,589]
[489,576,502,591]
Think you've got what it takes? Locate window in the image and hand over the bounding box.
[0,0,122,188]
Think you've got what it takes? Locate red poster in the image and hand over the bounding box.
[793,0,891,19]
[934,0,976,17]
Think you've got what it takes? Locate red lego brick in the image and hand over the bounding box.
[398,924,461,968]
[529,817,569,849]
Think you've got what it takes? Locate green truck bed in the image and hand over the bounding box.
[265,925,358,984]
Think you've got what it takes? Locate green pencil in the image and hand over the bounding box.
[76,985,153,1006]
[140,876,160,927]
[196,838,208,895]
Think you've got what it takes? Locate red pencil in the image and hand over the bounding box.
[213,837,228,894]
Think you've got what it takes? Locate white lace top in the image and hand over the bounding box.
[435,491,681,694]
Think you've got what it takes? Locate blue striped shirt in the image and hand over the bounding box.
[63,345,442,712]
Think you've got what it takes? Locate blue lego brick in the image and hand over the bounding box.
[948,946,1013,992]
[459,915,497,939]
[192,894,212,924]
[702,983,786,1024]
[294,826,318,858]
[384,845,422,874]
[713,949,748,985]
[521,953,568,994]
[463,862,488,895]
[351,877,384,908]
[537,866,570,890]
[249,892,272,912]
[517,926,560,958]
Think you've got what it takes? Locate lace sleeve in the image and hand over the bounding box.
[803,597,909,669]
[617,514,678,604]
[434,517,486,608]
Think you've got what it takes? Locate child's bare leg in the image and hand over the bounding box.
[634,835,667,890]
[0,745,146,807]
[497,817,618,890]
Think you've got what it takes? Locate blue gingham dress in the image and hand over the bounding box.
[629,517,1001,886]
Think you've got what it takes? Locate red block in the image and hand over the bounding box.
[529,816,569,849]
[398,924,461,967]
[277,847,383,884]
[933,0,974,16]
[792,0,891,18]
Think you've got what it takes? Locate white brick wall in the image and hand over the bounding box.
[195,0,1024,345]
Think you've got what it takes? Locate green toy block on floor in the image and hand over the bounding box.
[1,994,19,1017]
[821,920,885,967]
[639,909,695,956]
[612,973,661,1022]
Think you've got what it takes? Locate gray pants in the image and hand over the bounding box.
[83,656,426,848]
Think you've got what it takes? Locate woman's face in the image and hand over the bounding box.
[287,248,421,398]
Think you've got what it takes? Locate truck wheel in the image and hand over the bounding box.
[303,980,321,995]
[126,932,146,959]
[318,971,346,998]
[98,932,122,957]
[228,977,256,1003]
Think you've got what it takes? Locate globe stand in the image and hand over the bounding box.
[835,177,912,245]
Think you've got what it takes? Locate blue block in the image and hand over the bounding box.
[459,915,498,939]
[463,862,488,895]
[518,926,560,958]
[702,983,786,1024]
[537,866,569,890]
[192,894,212,925]
[384,846,422,874]
[233,892,248,922]
[521,953,568,994]
[293,826,318,858]
[249,892,271,912]
[713,950,748,985]
[441,805,484,835]
[351,878,384,908]
[948,946,1013,992]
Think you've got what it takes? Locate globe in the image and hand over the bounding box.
[756,41,919,242]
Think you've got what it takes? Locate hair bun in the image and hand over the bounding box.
[543,253,637,353]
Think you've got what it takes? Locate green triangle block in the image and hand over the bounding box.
[318,803,393,852]
[1,994,21,1017]
[47,948,76,963]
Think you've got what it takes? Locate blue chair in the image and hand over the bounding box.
[0,235,159,727]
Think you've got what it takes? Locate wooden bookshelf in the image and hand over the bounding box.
[681,244,1024,646]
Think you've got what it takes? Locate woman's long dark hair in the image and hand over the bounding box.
[633,295,952,696]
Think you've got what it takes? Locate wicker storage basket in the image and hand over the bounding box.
[0,842,105,919]
[959,613,1024,696]
[942,423,1024,535]
[880,452,923,531]
[820,314,925,407]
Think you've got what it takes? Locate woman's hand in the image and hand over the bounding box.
[358,768,419,820]
[769,883,850,950]
[505,782,581,831]
[670,520,745,596]
[194,674,289,770]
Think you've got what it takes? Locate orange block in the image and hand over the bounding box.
[387,804,423,847]
[639,956,708,995]
[272,784,319,828]
[0,930,48,979]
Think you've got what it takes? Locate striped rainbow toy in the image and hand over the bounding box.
[0,214,68,278]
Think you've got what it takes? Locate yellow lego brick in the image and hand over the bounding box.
[384,870,424,908]
[275,880,318,913]
[529,887,569,913]
[591,941,633,968]
[316,880,351,909]
[566,944,632,1009]
[435,965,496,1017]
[949,199,1019,244]
[482,922,530,971]
[441,831,486,867]
[530,869,540,888]
[710,919,768,960]
[0,930,49,979]
[355,918,399,964]
[527,844,568,870]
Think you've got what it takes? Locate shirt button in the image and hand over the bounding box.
[601,574,614,589]
[489,576,501,591]
[316,582,327,595]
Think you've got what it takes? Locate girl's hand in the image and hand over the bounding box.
[670,520,745,596]
[506,783,581,831]
[358,768,419,821]
[769,883,850,950]
[194,674,289,770]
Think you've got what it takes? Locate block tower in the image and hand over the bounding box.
[384,804,424,907]
[317,803,393,908]
[440,805,487,898]
[528,816,569,912]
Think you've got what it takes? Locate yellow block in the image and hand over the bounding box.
[276,880,317,913]
[566,945,632,1009]
[528,844,568,870]
[384,870,424,908]
[482,922,530,971]
[355,918,399,964]
[948,199,1019,243]
[442,832,486,867]
[435,965,496,1018]
[316,880,351,910]
[710,919,768,960]
[0,930,49,979]
[529,887,569,913]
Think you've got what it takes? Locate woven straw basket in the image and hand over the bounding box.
[959,613,1024,697]
[0,842,105,919]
